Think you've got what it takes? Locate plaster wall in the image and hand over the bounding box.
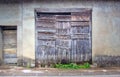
[22,0,120,66]
[0,1,23,64]
[0,0,120,66]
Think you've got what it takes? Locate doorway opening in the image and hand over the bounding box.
[35,8,92,65]
[0,26,17,64]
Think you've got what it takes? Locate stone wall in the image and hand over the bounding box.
[94,55,120,67]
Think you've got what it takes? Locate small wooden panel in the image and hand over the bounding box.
[56,39,71,48]
[37,15,55,19]
[56,21,71,36]
[71,26,89,34]
[56,21,71,29]
[38,40,55,46]
[37,29,56,34]
[71,22,89,26]
[71,39,91,62]
[36,40,56,64]
[3,30,17,64]
[71,34,89,40]
[36,26,56,30]
[36,21,56,28]
[56,15,71,21]
[56,39,71,61]
[3,30,17,48]
[71,12,90,22]
[37,32,55,40]
[56,35,71,39]
[56,29,70,35]
[71,16,90,21]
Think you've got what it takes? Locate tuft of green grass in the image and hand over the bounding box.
[54,62,90,69]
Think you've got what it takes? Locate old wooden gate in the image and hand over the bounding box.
[35,8,92,65]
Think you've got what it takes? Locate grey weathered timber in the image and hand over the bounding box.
[35,8,92,13]
[3,30,17,64]
[35,8,92,65]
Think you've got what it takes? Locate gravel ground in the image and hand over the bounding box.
[0,65,120,76]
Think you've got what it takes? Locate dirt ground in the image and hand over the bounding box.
[0,65,120,76]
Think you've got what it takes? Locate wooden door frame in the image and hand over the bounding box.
[0,26,17,64]
[34,8,92,64]
[35,8,92,13]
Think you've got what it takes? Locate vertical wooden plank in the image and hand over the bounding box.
[74,40,77,63]
[89,11,92,62]
[71,10,92,63]
[56,15,71,63]
[76,40,79,62]
[36,14,56,65]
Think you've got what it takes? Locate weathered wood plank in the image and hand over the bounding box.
[56,21,71,29]
[71,21,89,26]
[36,40,56,65]
[36,26,56,30]
[71,35,89,40]
[71,12,90,21]
[56,15,71,21]
[37,15,56,19]
[35,9,92,65]
[36,21,56,28]
[3,30,17,64]
[71,26,89,34]
[37,32,55,40]
[37,30,56,33]
[35,8,92,13]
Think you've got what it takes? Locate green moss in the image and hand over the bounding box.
[54,63,90,69]
[26,62,31,68]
